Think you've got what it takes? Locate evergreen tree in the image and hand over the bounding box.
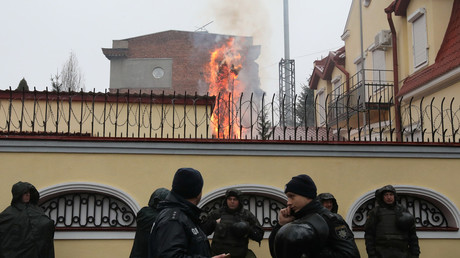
[16,78,29,91]
[296,83,315,127]
[257,105,273,140]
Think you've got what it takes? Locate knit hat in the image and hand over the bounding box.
[172,168,204,199]
[284,174,317,199]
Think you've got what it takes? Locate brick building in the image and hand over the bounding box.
[102,30,262,96]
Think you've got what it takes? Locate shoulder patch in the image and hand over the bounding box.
[191,227,200,235]
[334,224,353,240]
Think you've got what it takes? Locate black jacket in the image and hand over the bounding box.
[0,182,55,258]
[269,200,360,258]
[130,188,169,258]
[148,191,212,258]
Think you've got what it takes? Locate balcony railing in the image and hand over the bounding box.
[328,69,394,122]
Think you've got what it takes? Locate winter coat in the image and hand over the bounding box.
[317,192,339,214]
[130,188,169,258]
[269,200,360,258]
[0,182,55,258]
[364,185,420,258]
[148,191,212,258]
[201,188,264,258]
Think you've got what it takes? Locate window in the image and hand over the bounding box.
[347,185,460,239]
[408,8,428,68]
[332,75,342,98]
[199,185,287,234]
[372,50,386,92]
[354,57,365,88]
[317,89,326,125]
[39,182,140,239]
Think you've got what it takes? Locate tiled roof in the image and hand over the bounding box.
[309,46,345,90]
[398,0,460,97]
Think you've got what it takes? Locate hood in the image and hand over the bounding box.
[222,188,243,212]
[11,181,39,205]
[316,192,338,213]
[148,187,170,209]
[375,185,398,207]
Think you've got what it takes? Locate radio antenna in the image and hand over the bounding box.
[195,21,214,32]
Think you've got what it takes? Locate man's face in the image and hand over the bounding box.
[383,191,395,205]
[322,200,334,211]
[226,196,239,210]
[286,192,311,213]
[22,192,30,203]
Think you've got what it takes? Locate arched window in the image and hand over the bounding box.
[199,185,287,232]
[346,185,460,239]
[38,182,140,239]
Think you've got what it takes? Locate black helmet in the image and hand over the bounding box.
[222,188,243,211]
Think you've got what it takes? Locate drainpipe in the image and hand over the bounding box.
[385,1,402,141]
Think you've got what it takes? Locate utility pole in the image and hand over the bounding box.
[279,0,296,127]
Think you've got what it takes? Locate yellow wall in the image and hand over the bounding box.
[404,0,453,74]
[1,145,459,258]
[0,99,211,138]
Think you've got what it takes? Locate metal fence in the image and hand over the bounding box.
[0,88,458,143]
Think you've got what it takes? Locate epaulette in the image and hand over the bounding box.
[166,209,180,221]
[322,211,341,221]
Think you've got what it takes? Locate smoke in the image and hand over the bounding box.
[206,0,270,40]
[201,0,275,94]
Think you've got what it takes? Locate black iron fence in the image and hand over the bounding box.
[0,88,458,143]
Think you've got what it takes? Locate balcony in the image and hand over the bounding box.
[327,69,394,124]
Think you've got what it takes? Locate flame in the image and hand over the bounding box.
[205,37,245,139]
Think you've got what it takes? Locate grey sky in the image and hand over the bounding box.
[1,0,352,96]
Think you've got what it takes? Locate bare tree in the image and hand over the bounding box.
[60,51,85,91]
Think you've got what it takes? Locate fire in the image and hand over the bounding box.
[205,37,245,139]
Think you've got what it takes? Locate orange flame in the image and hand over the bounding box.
[205,38,245,139]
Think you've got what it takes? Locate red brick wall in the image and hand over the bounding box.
[111,31,256,95]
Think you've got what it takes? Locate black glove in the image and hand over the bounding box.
[231,221,249,237]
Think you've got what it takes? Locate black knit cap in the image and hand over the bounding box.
[284,174,317,199]
[172,168,204,199]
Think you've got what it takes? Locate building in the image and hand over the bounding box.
[309,0,460,143]
[0,3,459,257]
[102,30,263,97]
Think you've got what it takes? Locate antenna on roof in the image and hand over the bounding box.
[195,21,213,32]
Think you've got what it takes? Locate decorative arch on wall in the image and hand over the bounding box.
[200,184,287,233]
[346,185,460,239]
[39,182,140,239]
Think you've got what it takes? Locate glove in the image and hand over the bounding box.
[231,221,249,237]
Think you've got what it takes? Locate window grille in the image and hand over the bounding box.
[40,192,136,230]
[200,194,286,230]
[352,194,457,231]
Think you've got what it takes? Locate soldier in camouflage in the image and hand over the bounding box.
[364,185,420,258]
[201,188,264,258]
